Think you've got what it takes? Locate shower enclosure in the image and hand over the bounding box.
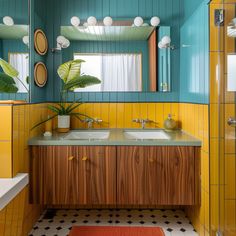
[212,1,236,235]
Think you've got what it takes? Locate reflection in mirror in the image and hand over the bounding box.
[74,53,142,92]
[227,54,236,92]
[158,27,171,92]
[0,0,29,101]
[227,18,236,92]
[60,25,172,93]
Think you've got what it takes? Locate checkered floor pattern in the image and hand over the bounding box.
[29,209,198,236]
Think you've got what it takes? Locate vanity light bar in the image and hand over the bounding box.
[69,16,161,27]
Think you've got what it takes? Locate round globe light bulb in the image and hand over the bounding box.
[22,35,29,45]
[142,23,149,27]
[134,16,143,27]
[3,16,14,26]
[158,41,165,49]
[103,16,113,26]
[87,16,97,26]
[150,16,160,27]
[161,36,171,45]
[57,35,66,44]
[61,38,70,48]
[70,16,80,27]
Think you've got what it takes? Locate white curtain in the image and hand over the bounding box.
[9,53,29,93]
[100,54,142,91]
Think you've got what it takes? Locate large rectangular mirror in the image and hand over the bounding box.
[0,0,29,101]
[60,24,171,93]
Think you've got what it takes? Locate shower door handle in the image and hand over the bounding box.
[227,117,236,127]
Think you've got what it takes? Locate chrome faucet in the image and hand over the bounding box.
[132,118,154,129]
[84,118,103,129]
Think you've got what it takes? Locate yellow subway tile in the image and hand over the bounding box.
[225,200,236,236]
[147,103,156,128]
[155,103,164,128]
[210,52,224,104]
[0,106,12,141]
[0,142,12,178]
[201,151,209,193]
[225,154,236,199]
[140,103,148,119]
[123,103,133,128]
[131,104,140,128]
[116,103,125,128]
[109,103,117,128]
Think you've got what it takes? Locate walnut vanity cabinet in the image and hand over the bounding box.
[117,146,200,206]
[30,145,200,206]
[30,146,117,205]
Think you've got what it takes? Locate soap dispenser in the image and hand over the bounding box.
[164,114,177,132]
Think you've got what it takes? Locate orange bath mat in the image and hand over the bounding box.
[69,226,165,236]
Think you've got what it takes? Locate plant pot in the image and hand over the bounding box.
[57,115,70,133]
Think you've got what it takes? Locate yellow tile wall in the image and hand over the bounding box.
[179,103,210,236]
[70,102,179,129]
[0,103,48,236]
[0,106,12,178]
[209,1,236,236]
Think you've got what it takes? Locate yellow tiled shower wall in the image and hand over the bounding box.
[210,1,236,236]
[0,103,48,236]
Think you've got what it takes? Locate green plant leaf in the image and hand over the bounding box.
[0,72,18,93]
[64,75,101,91]
[57,59,85,83]
[0,58,19,77]
[31,114,58,130]
[47,104,62,115]
[65,99,81,112]
[66,102,82,114]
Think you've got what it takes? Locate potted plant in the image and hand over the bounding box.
[0,58,29,93]
[32,59,101,132]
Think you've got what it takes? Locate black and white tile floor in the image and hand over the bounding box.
[29,209,198,236]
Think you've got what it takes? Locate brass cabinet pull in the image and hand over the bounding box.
[82,156,88,161]
[68,156,75,161]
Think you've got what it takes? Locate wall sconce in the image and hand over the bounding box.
[158,36,175,50]
[51,36,70,52]
[3,16,14,26]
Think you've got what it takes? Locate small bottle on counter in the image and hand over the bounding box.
[164,114,177,132]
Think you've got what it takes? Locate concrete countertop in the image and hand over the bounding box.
[28,129,201,146]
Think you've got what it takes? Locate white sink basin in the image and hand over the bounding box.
[124,130,170,140]
[63,131,110,140]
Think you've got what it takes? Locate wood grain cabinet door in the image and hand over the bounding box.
[147,146,197,205]
[72,146,116,205]
[30,146,116,205]
[117,146,199,206]
[117,146,147,205]
[30,145,76,204]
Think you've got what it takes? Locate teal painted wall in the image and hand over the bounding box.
[48,0,182,102]
[180,0,209,104]
[0,0,28,101]
[182,0,207,23]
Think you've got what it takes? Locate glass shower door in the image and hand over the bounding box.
[218,2,236,235]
